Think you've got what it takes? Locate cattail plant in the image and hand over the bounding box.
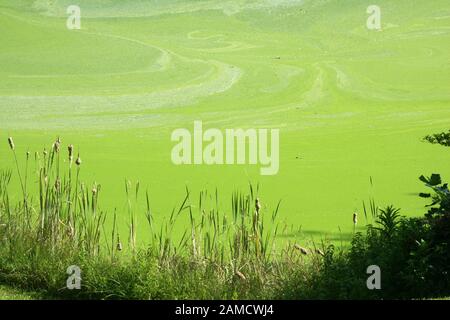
[255,198,261,213]
[117,234,123,251]
[71,152,82,236]
[125,180,138,255]
[25,150,30,202]
[8,137,14,150]
[294,244,309,255]
[315,249,325,256]
[75,154,81,166]
[68,144,74,163]
[66,145,74,218]
[253,198,262,259]
[42,148,48,176]
[353,212,358,224]
[53,138,60,153]
[7,137,27,210]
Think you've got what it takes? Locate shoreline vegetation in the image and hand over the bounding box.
[423,130,450,147]
[0,137,449,300]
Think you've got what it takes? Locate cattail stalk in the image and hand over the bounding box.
[8,137,27,209]
[353,212,358,233]
[72,153,82,230]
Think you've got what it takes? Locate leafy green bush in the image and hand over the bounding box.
[279,174,450,299]
[419,173,450,218]
[424,130,450,147]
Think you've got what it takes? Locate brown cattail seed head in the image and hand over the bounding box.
[75,154,82,166]
[235,271,246,281]
[255,198,261,213]
[53,139,60,153]
[353,212,358,225]
[7,137,14,150]
[294,244,308,255]
[68,144,74,161]
[117,241,123,251]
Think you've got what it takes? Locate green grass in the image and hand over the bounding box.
[0,285,40,300]
[0,0,449,247]
[0,139,448,299]
[0,142,322,299]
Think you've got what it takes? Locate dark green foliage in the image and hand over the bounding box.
[424,130,450,147]
[279,175,450,300]
[419,174,450,218]
[374,205,401,238]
